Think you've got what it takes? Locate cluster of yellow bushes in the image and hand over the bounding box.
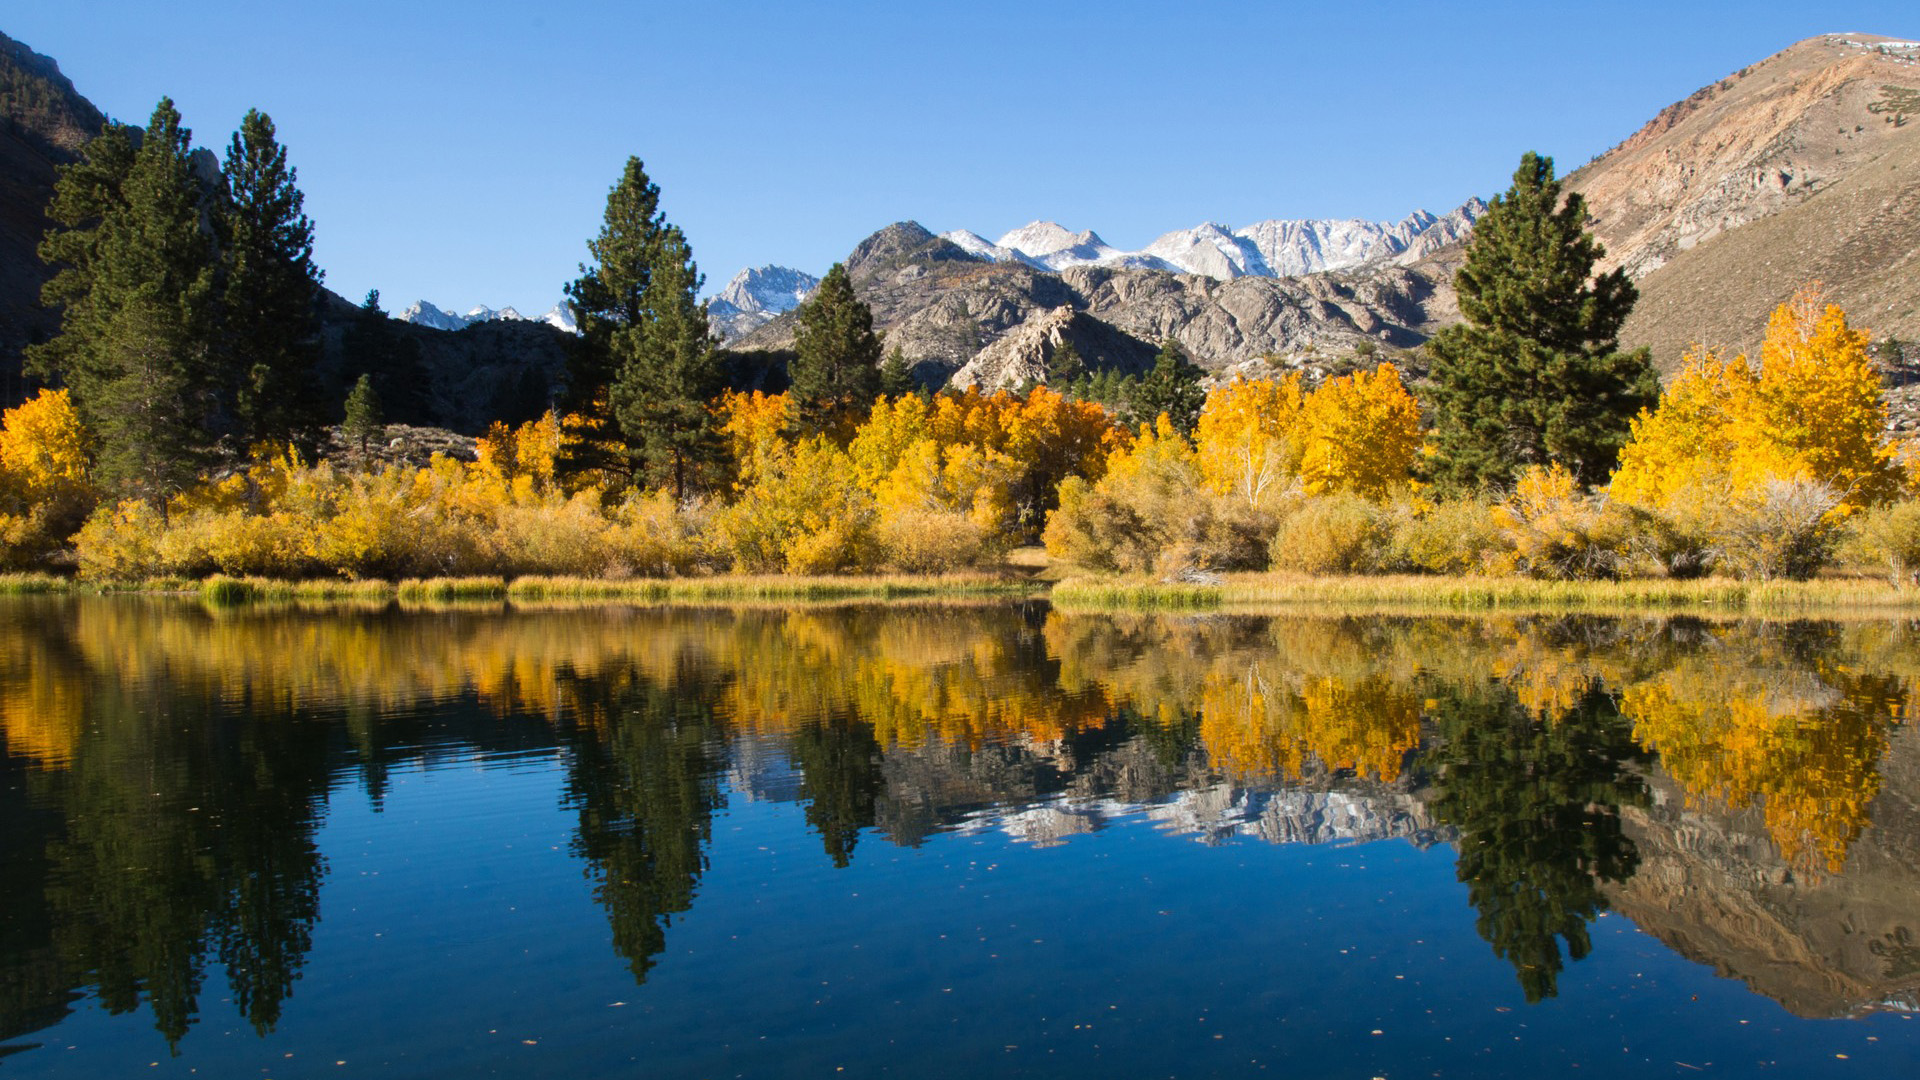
[62,385,1126,580]
[0,389,93,569]
[6,288,1918,584]
[74,415,708,580]
[1046,296,1920,583]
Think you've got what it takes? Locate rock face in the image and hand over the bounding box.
[1568,33,1920,368]
[736,220,1450,387]
[0,30,106,403]
[706,265,818,342]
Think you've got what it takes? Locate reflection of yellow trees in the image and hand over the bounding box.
[1621,656,1903,874]
[3,600,1913,878]
[0,602,1120,766]
[713,610,1112,749]
[1198,667,1422,782]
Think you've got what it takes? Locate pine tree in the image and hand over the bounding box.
[341,373,383,460]
[1046,339,1086,388]
[1426,152,1658,489]
[218,109,323,454]
[1129,339,1206,434]
[609,228,723,500]
[788,263,882,435]
[878,346,918,398]
[564,157,670,478]
[30,98,219,502]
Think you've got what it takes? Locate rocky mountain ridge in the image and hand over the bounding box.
[735,219,1456,388]
[705,264,819,341]
[938,199,1485,281]
[396,299,576,334]
[1567,32,1920,366]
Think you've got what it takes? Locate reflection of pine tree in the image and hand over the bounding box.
[39,682,331,1044]
[0,751,76,1046]
[789,718,884,868]
[1422,680,1648,1002]
[560,670,724,983]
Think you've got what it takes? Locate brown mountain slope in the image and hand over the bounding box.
[0,30,105,401]
[1564,32,1920,367]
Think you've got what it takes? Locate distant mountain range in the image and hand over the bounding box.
[939,202,1484,280]
[395,300,576,334]
[705,204,1482,347]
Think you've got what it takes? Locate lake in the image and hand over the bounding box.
[1,597,1916,1077]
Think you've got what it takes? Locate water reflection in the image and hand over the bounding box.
[0,599,1914,1050]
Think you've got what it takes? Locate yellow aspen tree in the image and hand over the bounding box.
[1194,374,1306,506]
[1611,288,1902,512]
[1295,363,1422,500]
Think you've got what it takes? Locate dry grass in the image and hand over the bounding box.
[506,573,1038,603]
[1049,572,1920,614]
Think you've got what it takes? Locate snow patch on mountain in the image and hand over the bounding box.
[939,199,1485,281]
[708,265,820,343]
[395,300,577,334]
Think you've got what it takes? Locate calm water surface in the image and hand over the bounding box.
[1,598,1917,1078]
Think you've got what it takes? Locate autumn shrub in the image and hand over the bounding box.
[194,509,320,578]
[1269,493,1390,574]
[73,499,168,579]
[712,437,881,573]
[490,490,617,576]
[1707,479,1844,581]
[1490,464,1642,580]
[1043,418,1204,573]
[1385,495,1504,575]
[606,491,713,576]
[878,507,990,572]
[1839,499,1920,586]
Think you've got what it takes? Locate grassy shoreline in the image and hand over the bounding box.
[5,569,1918,614]
[1049,573,1920,614]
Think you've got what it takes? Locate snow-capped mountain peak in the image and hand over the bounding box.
[995,220,1107,259]
[708,265,820,343]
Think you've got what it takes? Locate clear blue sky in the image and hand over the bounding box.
[11,2,1917,312]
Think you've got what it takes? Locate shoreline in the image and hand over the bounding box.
[5,569,1919,614]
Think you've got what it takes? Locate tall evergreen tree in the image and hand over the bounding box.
[29,98,219,501]
[1426,152,1659,489]
[564,157,670,478]
[218,109,323,453]
[609,228,724,500]
[1128,339,1206,433]
[788,263,882,435]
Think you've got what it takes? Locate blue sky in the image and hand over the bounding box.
[11,2,1917,313]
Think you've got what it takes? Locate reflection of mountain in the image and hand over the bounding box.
[1606,725,1920,1019]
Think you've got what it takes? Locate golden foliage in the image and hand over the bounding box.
[1612,289,1904,513]
[1295,363,1422,500]
[1194,375,1306,508]
[0,388,95,565]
